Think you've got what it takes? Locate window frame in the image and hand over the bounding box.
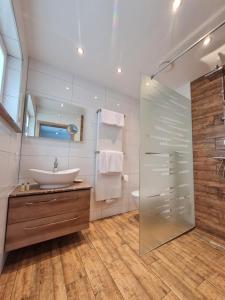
[0,33,7,103]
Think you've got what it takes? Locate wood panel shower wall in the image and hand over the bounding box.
[191,72,225,239]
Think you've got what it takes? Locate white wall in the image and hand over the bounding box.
[20,58,139,220]
[0,57,27,272]
[0,57,28,272]
[0,56,28,272]
[176,82,191,99]
[0,0,28,273]
[0,120,21,271]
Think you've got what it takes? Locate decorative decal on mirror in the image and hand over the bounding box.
[23,94,84,142]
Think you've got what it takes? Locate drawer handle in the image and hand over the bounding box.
[25,198,57,206]
[25,196,80,206]
[24,216,80,230]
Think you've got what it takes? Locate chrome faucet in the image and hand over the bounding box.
[53,157,58,172]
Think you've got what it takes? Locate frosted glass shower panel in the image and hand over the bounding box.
[140,78,195,255]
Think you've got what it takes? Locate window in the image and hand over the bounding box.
[0,35,7,102]
[0,2,23,130]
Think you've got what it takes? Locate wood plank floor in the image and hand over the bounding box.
[1,211,225,300]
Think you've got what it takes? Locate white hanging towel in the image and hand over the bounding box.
[99,150,123,174]
[100,109,125,127]
[95,150,123,201]
[95,173,122,201]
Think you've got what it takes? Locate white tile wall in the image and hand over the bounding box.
[21,58,140,221]
[0,120,21,272]
[0,55,27,273]
[0,0,28,273]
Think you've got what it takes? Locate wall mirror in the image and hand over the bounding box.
[23,94,84,142]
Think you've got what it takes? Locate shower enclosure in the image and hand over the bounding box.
[139,77,195,255]
[139,19,225,255]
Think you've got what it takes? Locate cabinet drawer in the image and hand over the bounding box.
[5,209,89,251]
[8,190,90,224]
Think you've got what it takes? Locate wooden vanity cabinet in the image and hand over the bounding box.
[5,184,91,251]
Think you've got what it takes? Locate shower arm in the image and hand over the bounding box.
[151,20,225,80]
[204,65,225,102]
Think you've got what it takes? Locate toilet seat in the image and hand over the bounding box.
[131,190,139,208]
[132,190,139,198]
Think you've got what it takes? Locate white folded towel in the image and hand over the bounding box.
[100,109,125,127]
[95,173,122,201]
[99,150,123,174]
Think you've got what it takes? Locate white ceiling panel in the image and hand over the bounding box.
[19,0,225,97]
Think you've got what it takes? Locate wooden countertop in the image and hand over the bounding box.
[10,181,92,198]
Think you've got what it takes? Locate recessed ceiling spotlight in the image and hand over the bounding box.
[65,86,70,90]
[117,67,122,74]
[146,82,150,86]
[173,0,182,12]
[77,47,84,56]
[60,103,64,107]
[203,36,211,47]
[94,96,98,100]
[116,103,120,107]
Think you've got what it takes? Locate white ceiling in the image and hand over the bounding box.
[18,0,225,98]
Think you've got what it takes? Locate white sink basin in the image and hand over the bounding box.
[29,168,80,189]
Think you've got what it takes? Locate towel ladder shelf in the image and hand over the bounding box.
[95,108,125,201]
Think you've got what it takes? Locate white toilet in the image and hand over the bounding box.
[131,190,139,208]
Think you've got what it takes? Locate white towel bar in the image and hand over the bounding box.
[95,150,125,155]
